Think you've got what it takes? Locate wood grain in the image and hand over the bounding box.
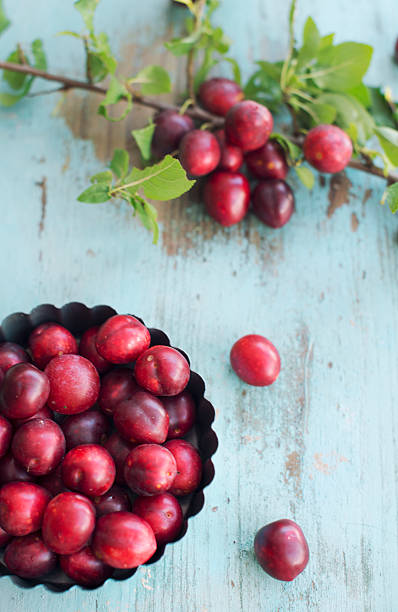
[0,0,398,610]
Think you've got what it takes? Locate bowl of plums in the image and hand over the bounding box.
[0,302,217,590]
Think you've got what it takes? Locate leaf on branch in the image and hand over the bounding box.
[110,149,129,179]
[132,123,155,162]
[31,39,47,71]
[295,166,315,189]
[223,57,241,85]
[77,182,111,203]
[244,62,283,112]
[316,92,374,145]
[92,32,117,75]
[270,132,302,165]
[130,65,171,95]
[0,0,10,36]
[124,155,195,201]
[314,42,373,92]
[375,127,398,167]
[129,195,159,244]
[57,30,82,38]
[369,87,398,128]
[2,49,28,90]
[74,0,99,33]
[98,76,132,122]
[165,31,201,56]
[296,17,320,69]
[87,52,108,83]
[90,170,113,184]
[383,183,398,213]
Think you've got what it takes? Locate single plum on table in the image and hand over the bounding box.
[230,334,280,386]
[4,533,57,579]
[303,124,353,173]
[60,545,113,587]
[252,179,295,228]
[179,130,221,177]
[0,342,29,373]
[199,78,244,116]
[254,519,309,581]
[98,367,140,416]
[114,391,169,444]
[79,326,111,374]
[124,444,177,496]
[45,354,100,414]
[93,511,157,569]
[0,482,51,535]
[62,410,110,450]
[214,129,243,172]
[163,390,196,439]
[0,415,12,459]
[29,323,78,369]
[62,444,115,497]
[42,492,96,554]
[132,493,183,545]
[225,100,273,153]
[245,141,288,180]
[0,363,50,420]
[134,345,190,397]
[104,432,135,485]
[204,171,250,226]
[11,418,65,476]
[93,484,131,517]
[164,439,202,496]
[95,314,151,364]
[151,110,194,159]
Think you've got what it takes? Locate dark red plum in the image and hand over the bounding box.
[254,519,309,581]
[62,444,115,497]
[199,78,244,116]
[124,444,177,496]
[93,485,131,517]
[132,493,183,545]
[12,405,53,428]
[93,511,157,569]
[29,323,78,369]
[114,392,169,444]
[38,464,68,496]
[245,141,288,180]
[204,171,250,226]
[62,410,109,450]
[98,367,140,416]
[0,363,50,420]
[4,533,57,579]
[303,124,352,173]
[0,415,12,459]
[179,130,220,177]
[214,129,243,172]
[0,342,29,373]
[252,179,295,228]
[152,110,194,159]
[79,326,111,374]
[230,334,280,386]
[163,391,196,439]
[134,345,190,397]
[0,525,11,547]
[12,418,65,476]
[225,101,273,153]
[95,315,151,365]
[104,432,135,485]
[0,482,51,535]
[42,492,96,554]
[60,545,113,587]
[45,354,100,414]
[164,439,202,496]
[0,453,34,484]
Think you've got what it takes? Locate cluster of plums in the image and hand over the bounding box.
[0,315,203,587]
[151,77,353,229]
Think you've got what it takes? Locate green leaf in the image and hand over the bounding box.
[165,31,201,56]
[74,0,99,32]
[125,155,195,201]
[319,33,334,51]
[87,52,108,83]
[295,165,315,189]
[223,57,241,85]
[314,42,373,91]
[98,76,132,122]
[2,50,28,90]
[369,87,397,128]
[384,182,398,213]
[0,0,10,36]
[110,149,129,179]
[297,17,320,69]
[255,60,283,82]
[57,30,81,38]
[0,91,26,106]
[376,127,398,166]
[347,83,370,108]
[77,182,111,203]
[132,123,155,162]
[130,65,171,95]
[194,47,218,90]
[317,92,374,144]
[270,132,302,164]
[244,63,283,113]
[130,195,159,243]
[307,101,336,124]
[90,170,113,184]
[31,39,47,71]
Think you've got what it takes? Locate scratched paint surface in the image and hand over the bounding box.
[1,1,398,610]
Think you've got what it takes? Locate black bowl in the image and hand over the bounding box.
[0,302,218,591]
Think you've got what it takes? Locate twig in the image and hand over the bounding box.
[186,0,206,102]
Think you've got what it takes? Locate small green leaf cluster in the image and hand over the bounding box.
[0,37,47,106]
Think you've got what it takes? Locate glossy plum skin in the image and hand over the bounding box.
[93,511,157,569]
[225,101,273,153]
[45,354,100,414]
[199,78,244,116]
[303,124,353,173]
[245,141,288,180]
[214,129,243,172]
[79,326,111,374]
[0,482,51,535]
[152,110,194,159]
[254,519,309,581]
[29,323,78,369]
[98,367,139,416]
[0,363,50,420]
[12,405,52,428]
[93,485,131,517]
[114,392,169,444]
[252,179,295,229]
[42,492,96,554]
[95,315,151,365]
[4,533,57,579]
[62,444,116,497]
[124,444,177,496]
[0,415,12,459]
[104,432,135,485]
[0,453,34,484]
[134,345,190,397]
[164,439,202,496]
[230,334,281,386]
[12,418,66,476]
[163,391,196,439]
[132,493,183,545]
[179,130,221,177]
[0,342,29,373]
[0,525,11,547]
[204,171,250,226]
[62,410,110,450]
[60,545,113,587]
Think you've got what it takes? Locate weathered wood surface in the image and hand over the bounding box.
[1,0,398,610]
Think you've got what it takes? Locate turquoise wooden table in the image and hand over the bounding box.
[1,0,398,610]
